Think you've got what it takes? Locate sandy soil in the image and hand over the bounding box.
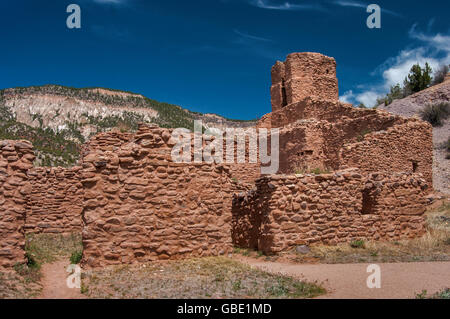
[38,259,84,299]
[235,256,450,299]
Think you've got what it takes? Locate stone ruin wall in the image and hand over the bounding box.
[0,125,261,268]
[339,120,433,186]
[276,112,433,186]
[80,125,235,267]
[262,53,433,188]
[271,52,339,113]
[25,167,84,234]
[0,52,435,268]
[232,170,429,254]
[0,141,34,268]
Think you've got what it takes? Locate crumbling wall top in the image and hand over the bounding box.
[271,52,339,113]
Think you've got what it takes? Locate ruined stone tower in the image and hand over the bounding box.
[270,52,339,113]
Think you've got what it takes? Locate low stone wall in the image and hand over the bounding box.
[232,169,429,254]
[0,141,34,268]
[80,125,234,268]
[25,167,84,234]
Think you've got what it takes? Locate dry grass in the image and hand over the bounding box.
[0,271,42,299]
[83,257,325,299]
[240,202,450,264]
[25,233,83,265]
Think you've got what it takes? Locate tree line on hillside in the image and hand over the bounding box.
[376,63,449,107]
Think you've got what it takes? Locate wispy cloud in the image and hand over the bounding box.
[332,0,402,17]
[233,29,272,42]
[179,29,282,61]
[93,0,127,5]
[333,0,365,8]
[409,24,450,53]
[249,0,325,11]
[340,23,450,107]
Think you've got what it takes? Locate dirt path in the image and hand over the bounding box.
[38,259,85,299]
[235,256,450,299]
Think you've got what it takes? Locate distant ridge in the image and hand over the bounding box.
[0,85,257,167]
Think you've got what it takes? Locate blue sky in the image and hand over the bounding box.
[0,0,449,120]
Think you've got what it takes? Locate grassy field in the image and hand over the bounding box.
[82,257,325,299]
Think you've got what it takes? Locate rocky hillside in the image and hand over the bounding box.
[0,85,256,166]
[380,75,450,194]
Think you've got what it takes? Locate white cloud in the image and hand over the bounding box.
[341,89,380,107]
[340,90,355,103]
[381,48,440,89]
[409,25,450,53]
[345,24,450,107]
[332,0,401,17]
[250,0,325,11]
[355,90,379,107]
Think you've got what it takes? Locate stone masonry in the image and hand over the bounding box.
[0,52,434,268]
[25,167,84,234]
[232,170,429,254]
[0,141,34,268]
[80,125,234,267]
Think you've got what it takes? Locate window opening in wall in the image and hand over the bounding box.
[281,79,288,107]
[362,189,375,214]
[412,161,418,173]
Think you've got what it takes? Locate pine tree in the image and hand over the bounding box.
[403,63,433,94]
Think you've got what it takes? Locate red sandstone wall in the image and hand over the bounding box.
[339,120,433,187]
[274,101,433,187]
[80,125,234,268]
[269,97,399,129]
[25,167,84,234]
[79,129,134,160]
[0,141,34,268]
[271,53,339,113]
[232,169,429,254]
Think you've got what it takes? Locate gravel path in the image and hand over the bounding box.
[236,256,450,299]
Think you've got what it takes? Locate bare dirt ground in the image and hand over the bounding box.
[38,259,84,299]
[235,256,450,299]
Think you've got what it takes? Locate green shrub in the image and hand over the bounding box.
[420,102,450,127]
[70,250,83,264]
[350,240,365,249]
[416,288,450,299]
[25,252,40,270]
[432,64,449,85]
